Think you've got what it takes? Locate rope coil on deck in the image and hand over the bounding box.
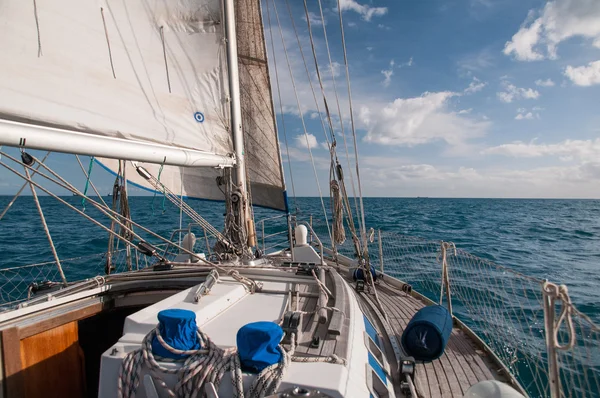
[118,325,346,398]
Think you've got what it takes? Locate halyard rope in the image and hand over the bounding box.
[438,241,456,316]
[330,180,346,245]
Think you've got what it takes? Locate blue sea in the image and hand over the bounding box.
[0,194,598,329]
[0,196,598,313]
[0,195,599,396]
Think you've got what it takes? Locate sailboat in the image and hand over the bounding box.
[0,1,597,398]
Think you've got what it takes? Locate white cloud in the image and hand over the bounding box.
[504,16,544,61]
[504,0,600,61]
[329,61,341,78]
[515,107,541,120]
[347,21,357,27]
[564,60,600,86]
[295,133,319,149]
[458,108,473,114]
[395,57,414,68]
[535,78,555,87]
[483,139,600,161]
[458,48,494,72]
[515,112,534,120]
[303,11,325,26]
[361,91,489,147]
[381,59,395,87]
[360,161,600,198]
[464,77,487,94]
[496,82,540,103]
[339,0,388,21]
[377,24,391,30]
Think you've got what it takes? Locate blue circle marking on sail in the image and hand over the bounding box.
[194,112,205,123]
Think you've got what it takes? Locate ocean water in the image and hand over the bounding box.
[0,196,599,308]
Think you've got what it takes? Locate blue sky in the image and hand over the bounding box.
[1,0,600,199]
[268,0,600,198]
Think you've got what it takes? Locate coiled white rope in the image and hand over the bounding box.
[118,328,240,398]
[542,281,576,351]
[118,327,345,398]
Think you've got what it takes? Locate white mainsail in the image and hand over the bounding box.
[0,0,231,154]
[0,0,286,210]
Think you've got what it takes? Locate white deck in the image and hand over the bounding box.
[98,273,375,398]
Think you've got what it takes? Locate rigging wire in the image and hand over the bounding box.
[23,165,67,286]
[0,153,227,270]
[264,0,298,212]
[150,160,166,215]
[75,155,108,208]
[300,0,337,144]
[335,0,368,248]
[314,0,361,220]
[283,0,332,149]
[270,0,332,241]
[179,169,184,246]
[81,156,95,211]
[300,0,362,257]
[0,151,50,221]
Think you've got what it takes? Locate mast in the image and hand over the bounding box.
[224,0,252,245]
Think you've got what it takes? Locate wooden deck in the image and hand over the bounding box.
[358,280,507,397]
[274,267,509,397]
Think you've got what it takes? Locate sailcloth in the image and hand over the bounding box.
[0,0,285,210]
[236,0,287,211]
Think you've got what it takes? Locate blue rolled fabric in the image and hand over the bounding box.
[401,305,452,361]
[353,266,378,282]
[237,321,284,373]
[151,309,201,360]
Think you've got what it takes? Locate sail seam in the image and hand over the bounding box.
[100,8,117,79]
[159,26,172,94]
[32,0,43,57]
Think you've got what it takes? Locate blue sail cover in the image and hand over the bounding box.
[401,305,452,361]
[152,309,201,360]
[237,322,283,373]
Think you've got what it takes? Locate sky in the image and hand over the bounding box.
[1,0,600,199]
[266,0,600,198]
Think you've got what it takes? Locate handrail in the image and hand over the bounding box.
[256,214,291,254]
[256,214,288,224]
